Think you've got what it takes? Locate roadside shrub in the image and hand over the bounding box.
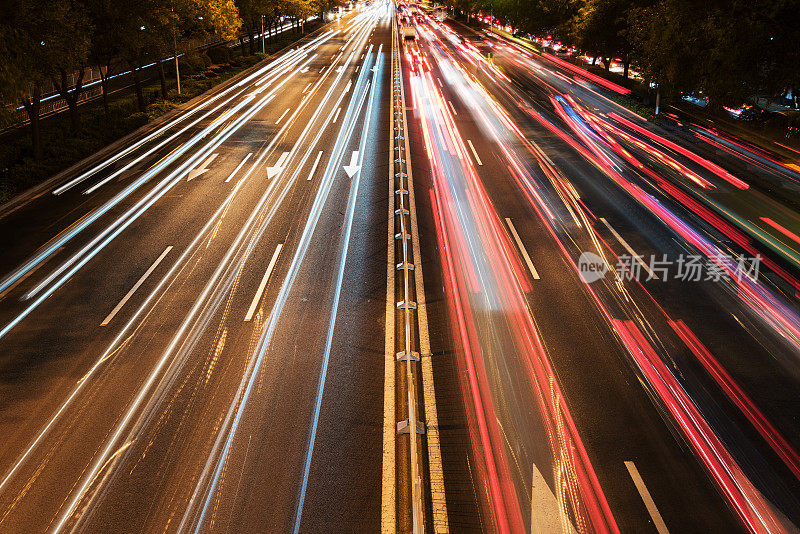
[207,46,231,64]
[146,100,178,120]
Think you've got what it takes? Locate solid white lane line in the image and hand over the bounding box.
[101,246,173,326]
[225,153,253,183]
[332,106,342,123]
[598,217,657,279]
[467,139,483,166]
[307,150,323,181]
[504,218,540,280]
[276,108,291,124]
[447,100,457,115]
[244,243,283,322]
[625,461,670,534]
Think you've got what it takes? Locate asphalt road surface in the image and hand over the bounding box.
[0,5,400,533]
[3,3,800,533]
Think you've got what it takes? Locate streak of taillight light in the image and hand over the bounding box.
[413,59,618,532]
[541,53,630,95]
[670,319,800,481]
[609,112,748,189]
[614,319,786,534]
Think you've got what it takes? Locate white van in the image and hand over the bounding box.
[400,16,417,41]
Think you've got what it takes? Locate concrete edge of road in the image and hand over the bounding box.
[0,18,339,222]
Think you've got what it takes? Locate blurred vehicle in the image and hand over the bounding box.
[405,42,427,73]
[400,16,417,41]
[723,103,765,122]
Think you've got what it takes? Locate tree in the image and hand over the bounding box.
[628,0,796,107]
[0,0,92,157]
[113,0,241,107]
[286,0,316,32]
[86,0,124,120]
[570,0,635,75]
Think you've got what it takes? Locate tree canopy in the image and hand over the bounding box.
[450,0,800,106]
[0,0,331,159]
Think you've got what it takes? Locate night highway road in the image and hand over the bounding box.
[2,2,800,533]
[0,5,404,532]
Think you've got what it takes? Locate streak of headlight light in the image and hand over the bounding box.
[81,48,314,196]
[23,93,262,301]
[292,46,382,534]
[0,23,376,493]
[19,50,321,303]
[78,49,313,197]
[54,32,335,195]
[49,120,290,533]
[0,91,278,341]
[0,173,250,494]
[185,48,377,534]
[0,50,320,298]
[238,21,373,183]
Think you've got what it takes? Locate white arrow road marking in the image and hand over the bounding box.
[343,150,360,178]
[266,152,290,179]
[336,66,343,72]
[308,151,323,181]
[245,243,283,322]
[344,80,352,93]
[301,66,310,73]
[187,153,218,180]
[225,153,252,183]
[332,107,342,123]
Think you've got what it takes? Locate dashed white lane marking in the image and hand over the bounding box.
[244,243,283,322]
[307,151,323,181]
[505,218,540,280]
[625,461,670,534]
[101,246,173,326]
[276,108,291,124]
[225,153,252,183]
[598,217,658,279]
[447,100,457,115]
[466,139,483,165]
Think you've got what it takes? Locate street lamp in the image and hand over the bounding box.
[261,14,266,54]
[171,7,181,95]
